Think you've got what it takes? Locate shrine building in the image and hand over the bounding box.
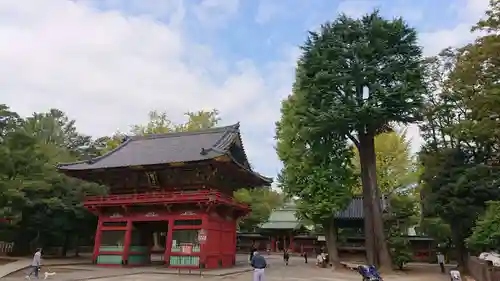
[57,124,272,268]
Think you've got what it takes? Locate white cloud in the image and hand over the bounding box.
[0,0,493,180]
[86,0,187,25]
[419,0,489,56]
[0,0,289,177]
[255,0,282,25]
[193,0,240,29]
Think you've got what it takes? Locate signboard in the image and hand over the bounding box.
[145,212,158,217]
[198,229,207,244]
[181,244,192,254]
[110,213,123,218]
[180,211,196,216]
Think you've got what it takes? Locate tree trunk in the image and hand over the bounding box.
[323,218,340,268]
[62,232,70,257]
[358,132,393,271]
[451,227,469,273]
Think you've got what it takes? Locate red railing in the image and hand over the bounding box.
[84,190,249,210]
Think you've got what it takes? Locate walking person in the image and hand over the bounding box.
[303,251,308,263]
[251,251,267,281]
[437,252,446,273]
[25,248,42,280]
[249,245,256,263]
[283,249,290,266]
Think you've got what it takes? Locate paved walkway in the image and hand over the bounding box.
[0,257,90,279]
[0,255,452,281]
[0,254,265,280]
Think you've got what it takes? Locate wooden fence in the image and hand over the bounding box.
[468,256,500,281]
[0,241,14,255]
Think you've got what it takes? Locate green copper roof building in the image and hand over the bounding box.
[260,197,374,230]
[260,202,302,230]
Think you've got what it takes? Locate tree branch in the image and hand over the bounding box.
[346,132,360,149]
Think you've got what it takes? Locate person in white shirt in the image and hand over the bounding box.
[437,252,445,273]
[26,248,42,280]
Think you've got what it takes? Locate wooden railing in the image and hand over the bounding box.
[468,256,500,281]
[84,190,249,209]
[0,241,14,255]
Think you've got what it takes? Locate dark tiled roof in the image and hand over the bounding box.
[335,197,386,220]
[335,197,364,219]
[261,198,384,223]
[57,124,272,184]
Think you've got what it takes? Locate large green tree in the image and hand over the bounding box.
[277,11,426,269]
[276,98,355,265]
[0,106,105,255]
[420,1,500,269]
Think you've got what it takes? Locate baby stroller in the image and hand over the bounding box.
[357,265,383,281]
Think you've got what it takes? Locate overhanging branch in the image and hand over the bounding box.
[346,132,360,148]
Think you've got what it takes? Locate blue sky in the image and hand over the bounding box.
[0,0,489,184]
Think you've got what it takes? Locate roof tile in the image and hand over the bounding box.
[56,124,272,184]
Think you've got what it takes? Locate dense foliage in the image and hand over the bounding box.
[0,106,277,255]
[385,195,418,269]
[466,201,500,252]
[419,0,500,270]
[0,106,105,255]
[276,94,355,265]
[276,10,425,269]
[233,188,283,231]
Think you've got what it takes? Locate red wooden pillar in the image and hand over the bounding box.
[92,218,103,263]
[271,237,276,252]
[164,218,173,266]
[200,214,208,268]
[147,231,153,264]
[289,233,294,252]
[122,219,133,265]
[232,220,237,264]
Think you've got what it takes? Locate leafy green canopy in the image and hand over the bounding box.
[385,194,419,269]
[294,12,425,139]
[466,201,500,252]
[0,105,105,254]
[278,10,425,268]
[276,94,355,224]
[419,1,500,269]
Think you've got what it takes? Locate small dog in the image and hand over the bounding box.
[25,270,56,280]
[43,271,56,280]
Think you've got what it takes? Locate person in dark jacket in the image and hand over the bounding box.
[303,251,308,263]
[283,249,290,266]
[251,251,267,281]
[249,246,257,262]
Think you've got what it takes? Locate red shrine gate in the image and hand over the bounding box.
[57,124,271,269]
[86,190,246,268]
